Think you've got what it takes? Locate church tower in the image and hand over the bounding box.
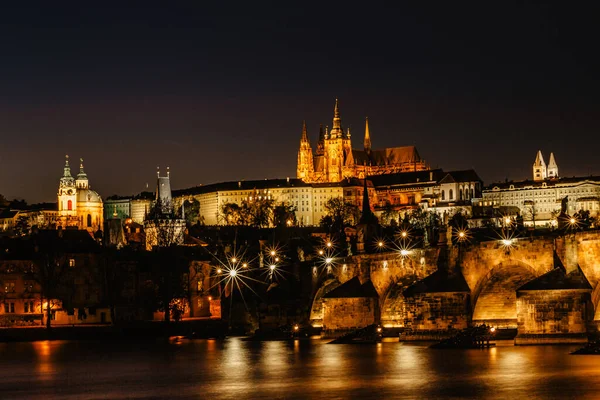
[76,158,89,189]
[58,155,77,217]
[297,121,315,181]
[533,150,547,181]
[547,152,559,179]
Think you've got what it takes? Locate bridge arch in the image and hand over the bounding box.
[471,261,538,327]
[379,275,421,328]
[309,278,341,327]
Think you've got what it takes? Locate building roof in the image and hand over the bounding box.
[368,169,443,187]
[352,146,422,167]
[484,176,600,191]
[323,276,379,298]
[403,269,471,296]
[172,178,311,197]
[439,169,482,184]
[517,265,592,291]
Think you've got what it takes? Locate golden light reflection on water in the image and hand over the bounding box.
[32,340,63,377]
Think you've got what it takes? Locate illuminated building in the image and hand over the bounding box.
[57,155,104,233]
[297,99,428,183]
[482,151,600,227]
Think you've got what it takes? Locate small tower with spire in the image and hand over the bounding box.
[547,152,559,179]
[533,150,547,181]
[297,120,315,181]
[76,158,89,189]
[364,117,372,153]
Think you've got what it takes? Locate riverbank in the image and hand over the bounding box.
[0,319,227,342]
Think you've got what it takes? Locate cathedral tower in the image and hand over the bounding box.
[547,152,559,178]
[533,150,547,181]
[323,99,354,182]
[297,121,315,180]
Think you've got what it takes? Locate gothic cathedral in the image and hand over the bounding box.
[297,99,428,183]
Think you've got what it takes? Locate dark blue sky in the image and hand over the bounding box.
[1,3,599,202]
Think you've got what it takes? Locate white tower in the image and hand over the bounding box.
[533,150,547,181]
[547,152,559,179]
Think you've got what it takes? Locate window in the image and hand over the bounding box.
[441,190,445,201]
[4,302,15,313]
[197,280,202,292]
[24,301,34,313]
[67,199,73,210]
[69,259,76,267]
[449,189,454,200]
[4,282,15,293]
[87,214,92,227]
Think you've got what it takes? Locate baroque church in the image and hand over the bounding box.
[57,155,104,233]
[297,99,428,183]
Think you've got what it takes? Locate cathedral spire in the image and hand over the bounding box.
[364,117,371,152]
[300,120,309,143]
[330,98,342,138]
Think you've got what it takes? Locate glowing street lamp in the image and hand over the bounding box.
[325,257,333,264]
[216,268,222,274]
[269,264,276,271]
[230,257,237,264]
[400,231,408,239]
[326,241,333,248]
[318,249,324,256]
[242,263,248,268]
[229,270,237,277]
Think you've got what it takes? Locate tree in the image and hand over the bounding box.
[13,215,31,237]
[272,202,297,228]
[524,200,537,229]
[320,197,359,244]
[183,199,200,226]
[380,201,399,227]
[573,209,593,230]
[32,233,69,329]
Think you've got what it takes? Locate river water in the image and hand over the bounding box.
[2,338,600,399]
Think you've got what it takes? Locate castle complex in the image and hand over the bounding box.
[297,99,427,183]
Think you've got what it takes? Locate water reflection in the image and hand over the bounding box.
[1,338,599,399]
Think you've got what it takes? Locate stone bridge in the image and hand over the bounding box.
[309,231,600,340]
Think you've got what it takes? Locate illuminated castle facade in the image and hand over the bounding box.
[297,99,428,183]
[57,155,104,233]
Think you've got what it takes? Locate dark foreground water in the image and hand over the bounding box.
[2,338,600,399]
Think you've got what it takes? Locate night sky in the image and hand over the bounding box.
[1,3,599,203]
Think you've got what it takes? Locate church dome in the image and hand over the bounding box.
[77,188,102,204]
